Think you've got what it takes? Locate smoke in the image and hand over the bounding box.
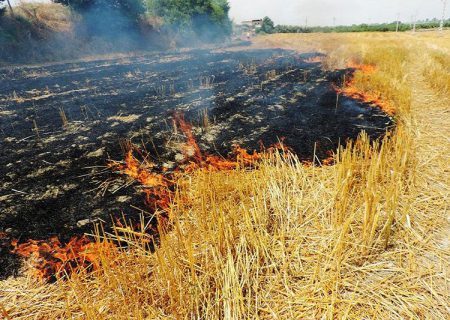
[0,1,163,64]
[74,3,146,52]
[0,0,235,64]
[68,0,232,51]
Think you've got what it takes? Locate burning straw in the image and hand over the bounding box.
[8,112,295,282]
[1,33,448,319]
[335,61,397,116]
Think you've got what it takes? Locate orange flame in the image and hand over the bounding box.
[14,112,335,282]
[335,61,395,116]
[173,112,203,162]
[346,61,377,74]
[112,113,322,191]
[109,112,292,213]
[171,111,267,172]
[110,150,173,210]
[11,236,113,281]
[122,151,169,188]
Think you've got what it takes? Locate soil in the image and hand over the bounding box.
[0,48,394,279]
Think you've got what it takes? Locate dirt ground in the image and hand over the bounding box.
[0,47,393,278]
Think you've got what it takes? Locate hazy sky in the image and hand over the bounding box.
[8,0,448,26]
[228,0,447,26]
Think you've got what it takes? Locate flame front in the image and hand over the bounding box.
[11,236,113,281]
[173,112,203,162]
[108,112,295,213]
[109,112,270,212]
[122,151,168,188]
[336,61,395,116]
[12,112,333,281]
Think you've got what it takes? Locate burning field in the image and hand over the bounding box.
[0,48,393,279]
[1,31,448,319]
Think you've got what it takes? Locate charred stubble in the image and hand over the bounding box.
[0,49,393,279]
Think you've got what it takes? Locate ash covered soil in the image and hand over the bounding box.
[0,48,393,277]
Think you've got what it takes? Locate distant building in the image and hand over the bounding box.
[241,19,263,30]
[234,19,262,39]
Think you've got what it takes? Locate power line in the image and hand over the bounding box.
[439,0,448,31]
[396,13,400,32]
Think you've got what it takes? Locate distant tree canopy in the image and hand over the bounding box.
[146,0,232,40]
[249,15,450,35]
[260,16,274,33]
[53,0,146,20]
[52,0,147,40]
[266,19,450,34]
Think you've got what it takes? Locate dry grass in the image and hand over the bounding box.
[1,32,449,319]
[15,3,75,33]
[423,51,450,94]
[59,107,69,129]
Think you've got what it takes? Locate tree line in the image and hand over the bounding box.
[258,16,450,34]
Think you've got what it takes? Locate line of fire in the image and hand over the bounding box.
[1,46,394,281]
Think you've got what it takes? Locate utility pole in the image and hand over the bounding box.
[439,0,448,31]
[396,13,400,32]
[413,15,417,32]
[6,0,13,15]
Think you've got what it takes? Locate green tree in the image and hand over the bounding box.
[147,0,232,40]
[54,0,146,20]
[53,0,147,38]
[261,16,274,33]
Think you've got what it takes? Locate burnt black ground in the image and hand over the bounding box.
[0,48,394,278]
